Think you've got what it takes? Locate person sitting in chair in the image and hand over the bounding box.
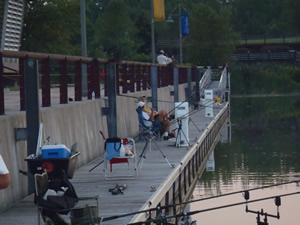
[137,101,171,140]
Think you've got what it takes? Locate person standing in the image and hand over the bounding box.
[157,50,172,65]
[0,154,10,189]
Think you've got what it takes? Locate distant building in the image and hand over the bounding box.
[0,0,24,51]
[0,0,24,76]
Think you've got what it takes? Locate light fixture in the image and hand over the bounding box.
[166,15,174,23]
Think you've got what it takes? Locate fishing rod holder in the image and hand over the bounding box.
[174,102,190,147]
[243,190,281,225]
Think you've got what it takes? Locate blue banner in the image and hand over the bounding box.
[181,13,190,36]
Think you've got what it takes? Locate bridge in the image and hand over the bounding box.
[0,49,230,224]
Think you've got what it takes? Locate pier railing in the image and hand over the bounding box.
[0,50,198,115]
[131,102,230,223]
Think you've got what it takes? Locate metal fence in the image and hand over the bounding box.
[0,50,198,115]
[232,51,299,62]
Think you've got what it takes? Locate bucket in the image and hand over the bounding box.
[70,206,98,225]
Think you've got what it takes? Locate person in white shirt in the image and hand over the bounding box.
[157,50,172,65]
[0,155,10,189]
[137,101,172,140]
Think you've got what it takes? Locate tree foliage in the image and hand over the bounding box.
[185,3,238,66]
[20,0,300,64]
[21,0,80,55]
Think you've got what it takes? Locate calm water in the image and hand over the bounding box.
[191,96,300,225]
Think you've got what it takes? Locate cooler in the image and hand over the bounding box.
[42,144,71,159]
[25,152,80,179]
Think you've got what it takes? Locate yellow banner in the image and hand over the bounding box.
[153,0,165,21]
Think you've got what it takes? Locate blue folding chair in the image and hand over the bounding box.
[136,107,161,140]
[136,107,174,168]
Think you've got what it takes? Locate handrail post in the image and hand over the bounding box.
[187,67,192,101]
[173,67,179,103]
[24,59,39,194]
[151,66,158,110]
[106,60,118,138]
[59,58,68,104]
[41,57,51,107]
[90,58,100,98]
[19,58,25,111]
[195,67,201,102]
[130,64,135,92]
[0,53,4,115]
[74,61,82,101]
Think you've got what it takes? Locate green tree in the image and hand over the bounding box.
[89,0,142,60]
[185,3,238,66]
[21,0,81,55]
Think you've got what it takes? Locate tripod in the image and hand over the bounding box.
[138,131,174,169]
[175,119,190,147]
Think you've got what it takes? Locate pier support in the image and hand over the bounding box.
[24,59,40,194]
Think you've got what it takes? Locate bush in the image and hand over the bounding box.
[230,63,300,94]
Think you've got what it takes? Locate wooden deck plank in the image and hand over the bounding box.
[0,104,224,225]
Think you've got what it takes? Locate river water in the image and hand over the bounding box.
[190,96,300,225]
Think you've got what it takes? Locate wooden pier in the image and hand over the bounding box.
[0,102,229,225]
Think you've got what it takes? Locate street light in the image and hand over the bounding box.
[167,4,183,64]
[151,0,155,63]
[80,0,87,96]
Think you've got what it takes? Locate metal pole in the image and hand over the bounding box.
[106,62,117,138]
[179,4,183,64]
[80,0,87,96]
[151,66,158,110]
[187,68,191,100]
[24,59,39,194]
[151,0,156,63]
[173,67,179,102]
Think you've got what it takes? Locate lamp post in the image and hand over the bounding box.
[151,0,156,63]
[80,0,87,96]
[178,4,183,64]
[167,4,184,64]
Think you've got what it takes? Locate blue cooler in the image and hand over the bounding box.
[42,144,71,158]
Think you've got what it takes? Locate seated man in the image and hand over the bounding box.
[137,101,171,140]
[0,155,10,189]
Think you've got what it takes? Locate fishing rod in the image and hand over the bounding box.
[101,180,300,222]
[168,99,218,127]
[118,94,175,104]
[128,191,300,225]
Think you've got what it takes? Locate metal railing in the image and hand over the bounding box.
[232,51,299,62]
[131,103,230,223]
[0,50,197,115]
[240,34,300,45]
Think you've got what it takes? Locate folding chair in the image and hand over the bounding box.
[103,137,138,180]
[34,171,101,225]
[136,107,161,140]
[136,107,174,169]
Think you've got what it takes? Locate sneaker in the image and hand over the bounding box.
[163,136,169,140]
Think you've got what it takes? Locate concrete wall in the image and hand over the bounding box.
[0,84,191,211]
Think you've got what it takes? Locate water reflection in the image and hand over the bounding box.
[191,96,300,225]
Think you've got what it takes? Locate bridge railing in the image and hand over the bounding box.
[0,50,197,115]
[131,102,230,223]
[240,33,300,45]
[199,67,211,89]
[232,51,299,62]
[218,67,227,91]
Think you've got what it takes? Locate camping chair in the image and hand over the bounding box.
[103,137,137,180]
[136,108,174,169]
[136,107,162,141]
[34,171,101,225]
